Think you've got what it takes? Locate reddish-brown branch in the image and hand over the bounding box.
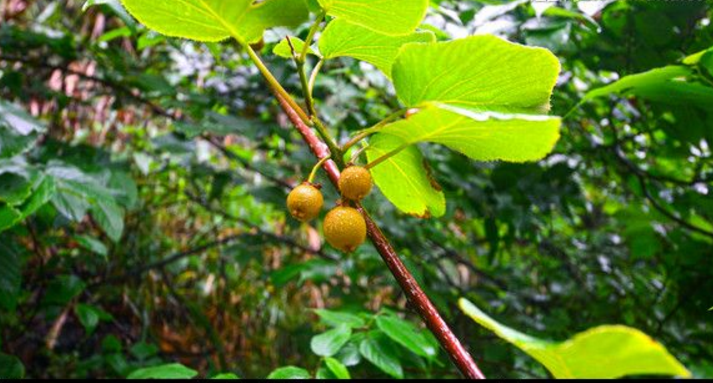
[276,94,485,379]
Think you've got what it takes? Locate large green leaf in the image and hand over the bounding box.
[319,19,435,78]
[459,298,691,379]
[366,134,445,218]
[359,331,403,379]
[0,238,22,311]
[120,0,308,43]
[366,35,561,216]
[310,324,352,357]
[392,35,560,113]
[127,363,198,379]
[317,0,428,36]
[376,105,561,163]
[376,315,437,359]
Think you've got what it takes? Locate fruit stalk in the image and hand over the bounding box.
[275,93,486,380]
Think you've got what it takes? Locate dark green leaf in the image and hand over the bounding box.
[0,353,24,379]
[0,238,22,311]
[359,332,403,379]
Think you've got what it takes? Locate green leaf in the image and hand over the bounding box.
[376,315,437,359]
[0,205,22,233]
[319,19,434,78]
[75,304,101,335]
[211,373,239,379]
[273,36,318,59]
[120,0,309,43]
[0,172,55,232]
[315,365,336,380]
[0,238,22,311]
[459,298,691,379]
[334,340,361,367]
[700,50,713,78]
[83,0,136,29]
[366,134,445,218]
[359,332,403,379]
[0,101,46,159]
[584,66,690,101]
[91,198,125,242]
[310,324,352,357]
[18,175,56,220]
[42,275,86,307]
[324,357,350,379]
[74,235,109,257]
[582,65,713,111]
[127,363,198,379]
[267,366,311,379]
[0,353,24,379]
[0,172,35,206]
[317,0,428,36]
[377,105,561,163]
[313,309,366,329]
[392,35,561,113]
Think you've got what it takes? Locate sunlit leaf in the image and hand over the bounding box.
[459,298,692,379]
[317,0,428,36]
[366,134,445,218]
[324,357,350,379]
[582,65,713,111]
[120,0,308,43]
[319,19,434,78]
[392,35,560,113]
[377,105,561,163]
[273,36,318,59]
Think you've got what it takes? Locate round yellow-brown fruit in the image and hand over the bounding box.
[323,206,367,253]
[338,166,373,201]
[286,183,323,222]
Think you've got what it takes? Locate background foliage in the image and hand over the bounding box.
[1,0,712,379]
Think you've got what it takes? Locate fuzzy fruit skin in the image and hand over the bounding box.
[287,183,324,222]
[339,166,373,201]
[323,207,367,253]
